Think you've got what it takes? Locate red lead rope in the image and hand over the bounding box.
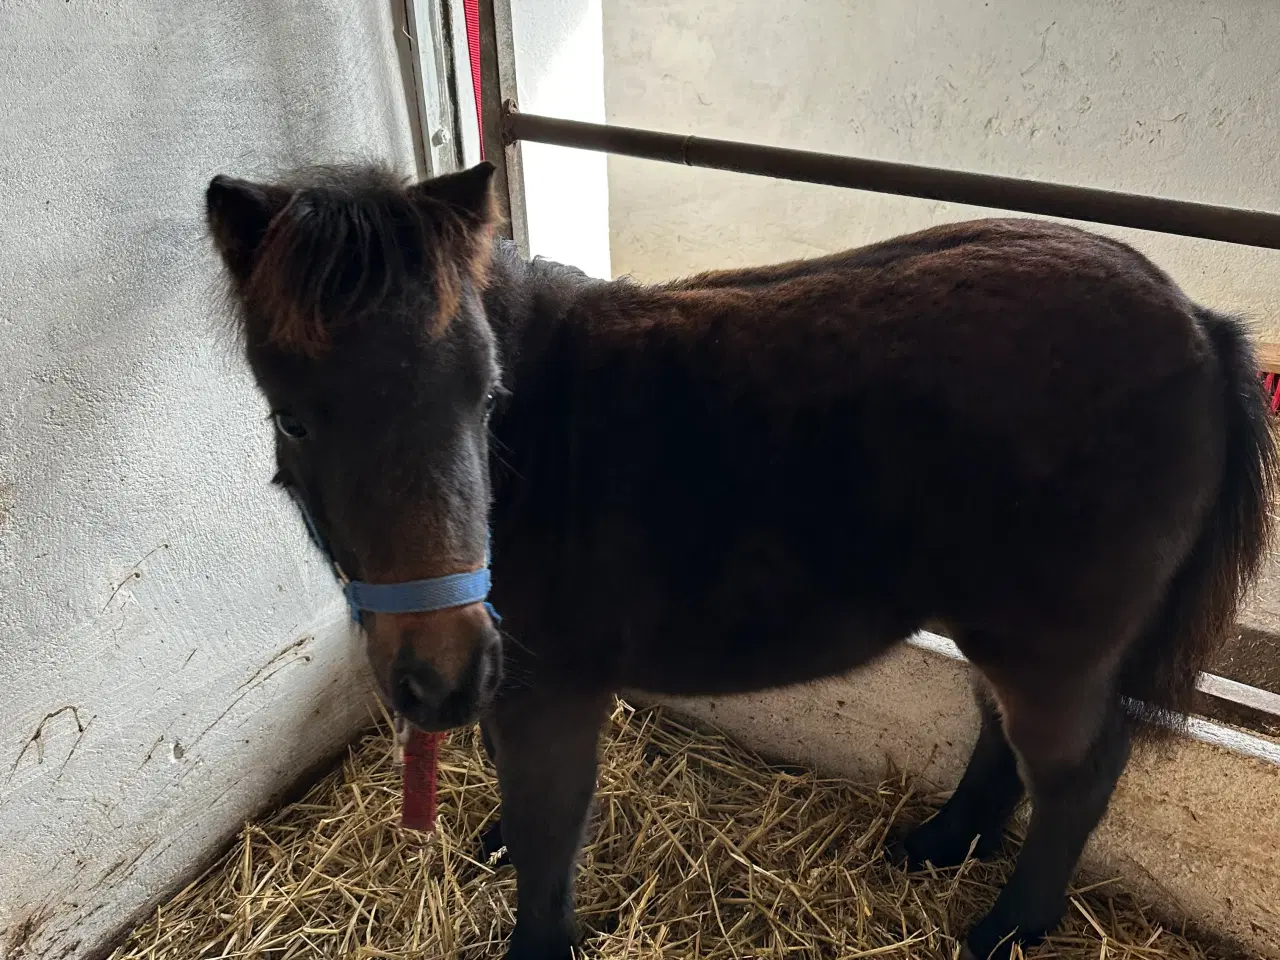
[399,725,443,832]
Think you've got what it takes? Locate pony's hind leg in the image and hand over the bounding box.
[487,688,610,960]
[963,659,1132,960]
[893,675,1024,869]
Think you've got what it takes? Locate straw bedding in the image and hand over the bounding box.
[112,701,1220,960]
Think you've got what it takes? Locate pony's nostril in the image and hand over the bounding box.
[390,643,492,727]
[404,674,429,704]
[396,672,429,712]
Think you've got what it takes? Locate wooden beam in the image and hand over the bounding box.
[1256,341,1280,373]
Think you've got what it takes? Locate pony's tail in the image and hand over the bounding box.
[1123,308,1278,736]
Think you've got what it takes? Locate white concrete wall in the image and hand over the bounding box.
[0,3,415,958]
[604,0,1280,336]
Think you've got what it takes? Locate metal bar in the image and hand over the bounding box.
[502,109,1280,251]
[1196,671,1280,718]
[391,0,431,178]
[911,632,1280,721]
[907,632,1280,767]
[404,0,464,177]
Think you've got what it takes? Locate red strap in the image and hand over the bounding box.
[401,729,443,832]
[463,0,485,161]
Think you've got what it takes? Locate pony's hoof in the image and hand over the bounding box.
[503,928,575,960]
[890,820,1003,871]
[885,829,961,871]
[883,839,911,868]
[503,946,572,960]
[964,913,1046,960]
[479,819,509,867]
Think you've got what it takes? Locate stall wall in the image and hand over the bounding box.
[605,0,1280,331]
[0,3,414,957]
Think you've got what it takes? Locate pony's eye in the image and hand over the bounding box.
[483,392,497,417]
[274,413,308,439]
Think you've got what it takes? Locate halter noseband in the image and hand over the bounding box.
[285,486,500,624]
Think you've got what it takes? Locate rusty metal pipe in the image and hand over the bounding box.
[502,108,1280,251]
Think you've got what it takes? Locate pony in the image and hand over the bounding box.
[205,160,1276,960]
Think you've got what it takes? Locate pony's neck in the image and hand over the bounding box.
[481,242,659,525]
[482,239,617,387]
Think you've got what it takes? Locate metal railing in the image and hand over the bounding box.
[501,106,1280,251]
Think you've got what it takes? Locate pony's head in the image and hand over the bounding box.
[206,161,503,731]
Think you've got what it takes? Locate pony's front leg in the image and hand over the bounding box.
[476,722,509,866]
[486,687,610,960]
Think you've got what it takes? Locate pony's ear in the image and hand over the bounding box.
[408,162,497,226]
[205,175,293,284]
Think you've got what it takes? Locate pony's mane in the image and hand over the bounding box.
[244,163,495,357]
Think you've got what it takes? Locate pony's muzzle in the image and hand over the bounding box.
[369,604,502,731]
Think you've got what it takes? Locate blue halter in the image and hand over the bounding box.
[285,486,500,625]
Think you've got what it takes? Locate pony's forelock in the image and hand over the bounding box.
[231,164,496,357]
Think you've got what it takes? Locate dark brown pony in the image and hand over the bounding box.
[206,161,1276,960]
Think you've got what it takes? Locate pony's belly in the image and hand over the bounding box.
[614,612,915,698]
